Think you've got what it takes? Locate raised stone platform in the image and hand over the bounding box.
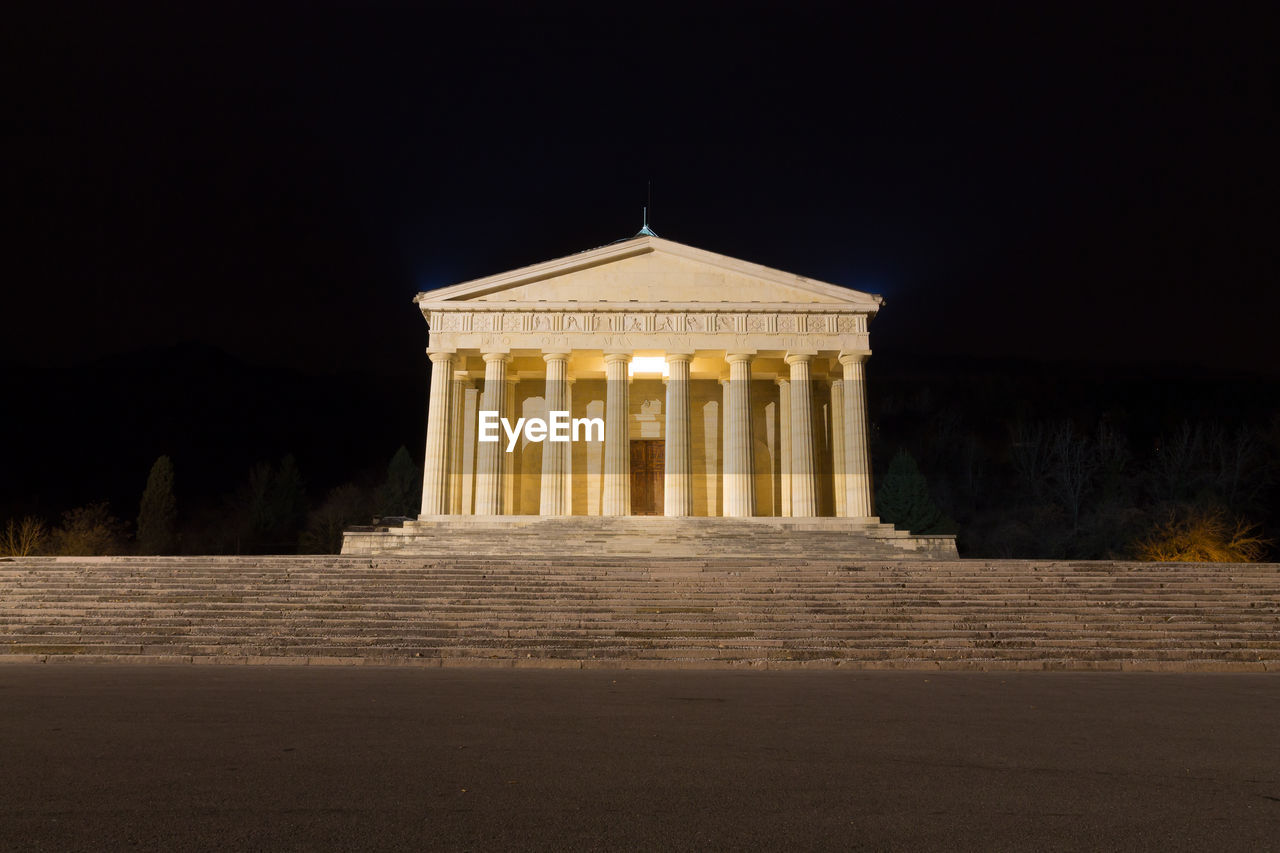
[340,516,959,559]
[2,555,1277,670]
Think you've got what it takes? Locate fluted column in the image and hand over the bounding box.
[539,351,570,515]
[419,350,455,516]
[775,378,792,517]
[602,352,631,516]
[723,352,755,517]
[503,371,518,514]
[474,352,509,516]
[717,378,728,517]
[460,383,480,515]
[831,379,847,517]
[786,353,817,517]
[663,352,694,517]
[448,371,470,515]
[840,352,874,516]
[564,376,575,514]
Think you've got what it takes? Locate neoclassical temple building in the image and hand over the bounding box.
[343,231,956,557]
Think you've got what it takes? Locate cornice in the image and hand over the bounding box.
[416,302,874,313]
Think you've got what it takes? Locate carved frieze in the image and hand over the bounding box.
[427,309,870,341]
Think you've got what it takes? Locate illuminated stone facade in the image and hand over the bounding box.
[415,234,881,519]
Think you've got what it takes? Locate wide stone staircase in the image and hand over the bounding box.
[342,515,958,559]
[2,555,1278,670]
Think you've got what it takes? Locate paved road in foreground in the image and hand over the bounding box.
[0,666,1276,851]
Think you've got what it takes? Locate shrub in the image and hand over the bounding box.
[50,503,128,556]
[1,516,47,556]
[1132,508,1271,563]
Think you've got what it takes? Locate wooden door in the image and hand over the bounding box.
[630,440,665,515]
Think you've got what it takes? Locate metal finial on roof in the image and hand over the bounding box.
[636,205,657,238]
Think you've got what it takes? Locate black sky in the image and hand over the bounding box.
[6,1,1278,376]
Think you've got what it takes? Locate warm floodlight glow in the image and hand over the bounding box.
[629,356,669,377]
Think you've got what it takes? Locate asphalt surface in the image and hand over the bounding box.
[0,666,1276,852]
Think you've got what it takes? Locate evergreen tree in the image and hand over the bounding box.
[270,454,308,542]
[875,450,946,534]
[137,455,177,554]
[380,446,421,517]
[237,454,308,553]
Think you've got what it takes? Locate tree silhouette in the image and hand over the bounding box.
[379,446,420,517]
[301,484,373,554]
[875,450,946,534]
[236,454,309,553]
[137,455,177,554]
[51,503,127,556]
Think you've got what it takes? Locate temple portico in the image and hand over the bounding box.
[411,233,882,520]
[418,344,872,518]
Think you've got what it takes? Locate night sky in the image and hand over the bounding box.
[4,2,1278,522]
[9,2,1276,375]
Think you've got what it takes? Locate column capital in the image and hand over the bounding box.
[603,351,632,365]
[664,351,694,365]
[542,350,572,363]
[725,351,755,365]
[482,351,512,364]
[838,351,871,366]
[783,352,814,366]
[452,370,472,383]
[427,350,456,365]
[775,377,791,387]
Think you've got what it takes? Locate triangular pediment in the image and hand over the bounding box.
[415,236,882,312]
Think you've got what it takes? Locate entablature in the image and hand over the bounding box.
[422,307,870,336]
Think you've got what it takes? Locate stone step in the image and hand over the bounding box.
[7,629,1279,650]
[6,600,1275,613]
[6,578,1277,590]
[6,564,1277,577]
[3,642,1273,664]
[6,583,1275,597]
[5,615,1276,633]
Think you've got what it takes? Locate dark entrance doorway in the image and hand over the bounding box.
[630,440,664,515]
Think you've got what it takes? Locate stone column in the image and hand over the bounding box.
[602,352,631,516]
[460,383,480,514]
[419,351,454,516]
[786,353,818,517]
[539,351,570,516]
[723,352,755,517]
[840,352,874,517]
[473,352,509,516]
[716,378,728,517]
[448,371,470,515]
[831,378,847,517]
[504,370,518,514]
[663,352,694,517]
[564,376,575,514]
[775,378,792,517]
